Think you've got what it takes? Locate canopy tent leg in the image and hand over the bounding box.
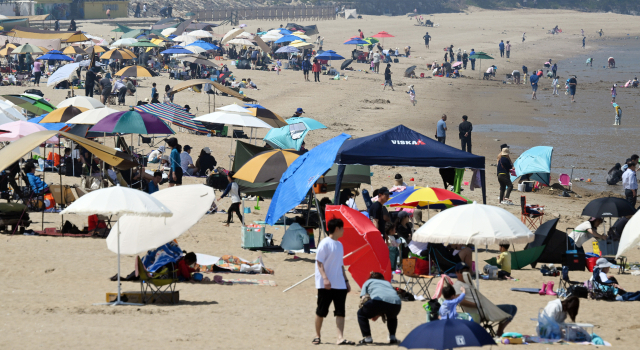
[332,164,346,204]
[313,192,325,241]
[480,169,486,204]
[475,247,480,290]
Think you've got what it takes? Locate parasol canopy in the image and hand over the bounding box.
[90,108,175,135]
[57,96,105,110]
[134,103,208,133]
[234,149,301,183]
[39,105,88,123]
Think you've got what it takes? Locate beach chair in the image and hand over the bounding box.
[462,272,512,337]
[427,243,459,275]
[558,266,584,299]
[520,196,544,229]
[399,257,434,299]
[559,174,571,189]
[136,256,178,304]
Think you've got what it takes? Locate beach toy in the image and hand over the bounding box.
[254,196,261,210]
[587,179,592,182]
[463,181,469,185]
[410,177,415,181]
[244,207,251,214]
[192,273,204,281]
[502,339,510,344]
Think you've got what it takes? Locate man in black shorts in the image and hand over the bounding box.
[368,187,390,240]
[423,32,431,49]
[313,218,355,346]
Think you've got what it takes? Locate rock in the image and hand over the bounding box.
[494,139,500,142]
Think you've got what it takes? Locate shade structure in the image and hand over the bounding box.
[341,59,354,70]
[0,120,56,142]
[275,34,304,44]
[276,45,299,53]
[161,28,177,36]
[469,52,493,60]
[181,45,207,54]
[217,103,252,114]
[101,48,136,60]
[581,197,636,218]
[67,124,114,138]
[401,319,496,350]
[325,205,392,287]
[194,111,273,129]
[234,149,300,183]
[160,45,194,55]
[343,38,368,45]
[180,55,216,67]
[86,45,109,55]
[166,79,256,102]
[289,40,313,49]
[0,100,26,121]
[46,62,81,87]
[39,106,88,123]
[617,212,640,258]
[12,43,43,54]
[186,40,219,51]
[61,186,172,306]
[134,103,208,133]
[221,27,245,44]
[405,65,417,77]
[111,38,138,48]
[106,185,213,255]
[413,202,534,245]
[37,50,73,61]
[265,133,351,225]
[261,33,283,42]
[173,34,197,45]
[57,96,105,110]
[372,31,394,38]
[315,50,345,60]
[66,107,119,125]
[114,65,157,78]
[286,116,326,130]
[264,125,306,150]
[228,38,255,46]
[2,94,56,114]
[386,187,470,209]
[510,146,553,185]
[363,37,379,44]
[62,46,86,55]
[0,46,14,56]
[29,115,69,131]
[290,31,310,40]
[245,107,287,128]
[90,109,175,135]
[129,39,159,48]
[187,29,213,38]
[524,218,568,267]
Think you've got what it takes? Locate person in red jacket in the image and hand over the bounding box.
[312,58,322,82]
[176,252,198,281]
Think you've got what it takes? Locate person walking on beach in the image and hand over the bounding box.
[218,171,242,226]
[436,114,447,144]
[497,148,514,205]
[449,45,454,62]
[622,162,637,207]
[469,48,476,70]
[505,41,511,58]
[530,70,539,100]
[551,63,557,78]
[613,103,622,126]
[383,64,394,91]
[423,32,431,49]
[462,50,468,69]
[611,84,617,103]
[302,56,311,82]
[373,50,381,73]
[522,32,526,43]
[407,85,416,106]
[582,37,586,49]
[499,40,505,58]
[568,75,577,102]
[312,58,321,82]
[459,115,472,153]
[552,76,559,96]
[313,218,354,346]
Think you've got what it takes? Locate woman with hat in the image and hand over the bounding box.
[195,147,217,177]
[568,218,606,254]
[497,147,515,204]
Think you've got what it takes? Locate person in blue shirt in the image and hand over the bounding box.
[24,162,49,194]
[436,114,447,144]
[439,284,466,320]
[151,82,157,100]
[165,137,183,187]
[148,171,162,194]
[499,40,505,57]
[302,56,312,82]
[530,71,540,100]
[469,48,476,70]
[357,272,402,345]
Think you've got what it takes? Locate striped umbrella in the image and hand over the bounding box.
[86,46,109,55]
[90,108,175,135]
[234,149,300,183]
[114,65,157,78]
[134,103,208,133]
[39,106,88,123]
[101,48,136,60]
[385,186,470,209]
[2,94,56,115]
[62,46,87,55]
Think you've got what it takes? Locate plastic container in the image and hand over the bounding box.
[586,257,599,272]
[242,226,265,249]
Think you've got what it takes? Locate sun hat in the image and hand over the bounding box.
[501,148,510,156]
[595,258,613,269]
[296,107,304,113]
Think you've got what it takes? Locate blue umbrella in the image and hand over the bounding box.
[265,133,351,225]
[315,50,344,61]
[28,115,68,131]
[286,116,326,130]
[244,103,267,109]
[401,319,496,350]
[344,38,368,45]
[275,35,304,44]
[37,50,74,61]
[160,45,194,55]
[279,28,292,35]
[276,46,299,54]
[187,40,219,51]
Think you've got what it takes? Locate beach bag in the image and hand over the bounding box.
[403,257,429,276]
[566,284,589,299]
[393,58,399,63]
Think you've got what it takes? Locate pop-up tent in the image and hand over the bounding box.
[510,146,553,186]
[285,23,319,36]
[525,218,568,268]
[344,9,358,19]
[333,125,486,204]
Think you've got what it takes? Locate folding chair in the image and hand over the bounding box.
[399,257,433,299]
[428,244,459,275]
[136,256,178,304]
[557,266,583,299]
[462,272,512,337]
[520,196,544,229]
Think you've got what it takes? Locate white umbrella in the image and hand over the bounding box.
[0,111,14,125]
[111,38,138,48]
[228,38,255,46]
[413,202,534,288]
[173,34,197,44]
[61,186,172,306]
[56,96,105,110]
[260,34,283,42]
[217,103,251,114]
[235,32,254,39]
[181,45,206,54]
[66,107,119,125]
[106,185,214,255]
[616,213,640,258]
[47,63,80,87]
[187,29,213,38]
[0,100,27,121]
[221,27,245,44]
[161,28,177,37]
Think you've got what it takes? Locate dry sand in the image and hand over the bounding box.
[2,8,640,349]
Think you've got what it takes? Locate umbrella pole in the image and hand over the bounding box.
[41,144,45,232]
[117,220,122,303]
[475,247,480,290]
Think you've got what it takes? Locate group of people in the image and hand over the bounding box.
[434,114,473,154]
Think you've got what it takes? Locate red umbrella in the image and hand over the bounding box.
[325,205,392,287]
[372,31,394,38]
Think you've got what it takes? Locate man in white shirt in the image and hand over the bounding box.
[314,218,354,346]
[180,145,197,176]
[622,162,637,207]
[373,51,381,74]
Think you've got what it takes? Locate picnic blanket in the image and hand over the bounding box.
[196,254,274,274]
[222,278,277,286]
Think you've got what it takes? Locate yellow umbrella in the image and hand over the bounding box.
[290,40,313,49]
[114,65,157,78]
[234,149,300,183]
[39,106,88,123]
[101,48,136,60]
[291,31,310,40]
[62,46,87,55]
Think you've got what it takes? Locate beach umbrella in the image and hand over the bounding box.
[279,28,292,35]
[372,31,394,38]
[106,185,213,255]
[276,46,299,54]
[261,33,283,42]
[160,45,194,55]
[39,106,88,123]
[194,111,271,128]
[363,37,379,44]
[290,31,310,40]
[0,46,14,56]
[582,197,635,218]
[180,45,207,54]
[221,27,245,44]
[39,46,52,54]
[385,187,470,209]
[401,319,496,350]
[2,94,56,115]
[264,126,306,150]
[29,115,70,131]
[86,46,109,55]
[245,108,287,128]
[290,40,313,49]
[341,59,354,70]
[46,62,81,87]
[180,55,216,67]
[469,52,494,77]
[61,186,172,306]
[0,100,26,121]
[187,29,213,38]
[90,108,175,135]
[134,103,208,133]
[186,40,219,51]
[217,104,252,114]
[129,39,159,48]
[36,50,74,61]
[234,149,301,183]
[161,27,177,37]
[275,34,304,44]
[404,65,417,77]
[228,38,255,46]
[66,107,119,125]
[114,65,157,78]
[286,116,326,130]
[0,120,57,143]
[101,48,136,60]
[343,38,368,45]
[12,43,43,54]
[315,50,345,61]
[57,96,105,110]
[111,38,138,48]
[617,212,640,258]
[326,205,392,287]
[62,46,86,55]
[111,23,132,33]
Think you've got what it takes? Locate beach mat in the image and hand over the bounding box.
[511,288,542,294]
[223,279,277,286]
[35,229,93,237]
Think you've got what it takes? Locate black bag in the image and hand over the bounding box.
[566,285,589,299]
[24,89,44,97]
[562,252,586,271]
[393,58,399,63]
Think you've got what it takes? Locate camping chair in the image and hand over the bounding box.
[136,256,178,305]
[587,267,618,301]
[427,244,459,275]
[462,272,512,337]
[558,266,584,299]
[520,196,544,229]
[399,257,434,299]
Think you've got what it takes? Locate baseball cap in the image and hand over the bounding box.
[378,187,390,195]
[203,147,211,154]
[455,262,470,272]
[184,145,192,151]
[296,107,305,113]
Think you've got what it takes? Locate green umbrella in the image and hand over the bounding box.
[469,51,494,77]
[112,23,133,33]
[12,43,43,54]
[129,39,159,48]
[2,94,56,115]
[363,37,379,45]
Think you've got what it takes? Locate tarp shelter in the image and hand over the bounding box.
[6,27,88,43]
[0,130,139,171]
[285,23,319,36]
[510,146,553,186]
[333,125,486,204]
[525,218,568,268]
[344,9,358,19]
[484,245,545,270]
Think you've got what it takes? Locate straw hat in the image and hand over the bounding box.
[500,148,510,156]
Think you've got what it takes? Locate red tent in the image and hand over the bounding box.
[325,205,392,287]
[372,31,394,38]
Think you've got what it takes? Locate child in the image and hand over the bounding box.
[407,85,416,106]
[276,59,282,75]
[613,103,622,126]
[439,285,466,320]
[496,244,514,280]
[552,76,559,96]
[370,60,375,72]
[611,84,617,103]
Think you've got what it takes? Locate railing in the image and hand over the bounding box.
[196,6,336,22]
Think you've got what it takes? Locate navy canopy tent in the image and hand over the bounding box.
[333,125,486,204]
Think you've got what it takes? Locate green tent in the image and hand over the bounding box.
[485,245,546,270]
[112,23,133,33]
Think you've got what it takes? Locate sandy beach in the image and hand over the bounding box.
[2,7,640,349]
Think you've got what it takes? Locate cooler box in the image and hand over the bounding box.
[242,225,265,249]
[563,251,586,271]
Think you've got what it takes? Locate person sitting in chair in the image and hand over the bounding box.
[591,258,626,296]
[24,162,49,194]
[195,147,216,177]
